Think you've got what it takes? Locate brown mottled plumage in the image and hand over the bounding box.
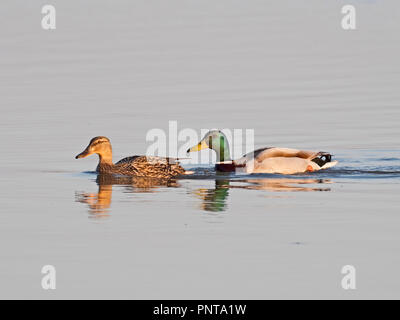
[76,136,185,179]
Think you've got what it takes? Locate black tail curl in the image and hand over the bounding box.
[312,153,332,167]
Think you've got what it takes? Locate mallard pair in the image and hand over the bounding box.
[76,133,337,177]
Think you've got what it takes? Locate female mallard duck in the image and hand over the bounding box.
[76,136,186,179]
[187,130,338,174]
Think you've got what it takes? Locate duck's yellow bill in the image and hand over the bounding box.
[187,140,208,153]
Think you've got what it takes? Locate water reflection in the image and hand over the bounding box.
[194,178,332,212]
[194,180,230,212]
[231,178,332,192]
[76,174,332,217]
[75,174,178,218]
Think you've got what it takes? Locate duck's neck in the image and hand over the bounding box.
[99,153,113,165]
[97,150,114,172]
[213,136,232,163]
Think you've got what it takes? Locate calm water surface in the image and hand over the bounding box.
[0,0,399,299]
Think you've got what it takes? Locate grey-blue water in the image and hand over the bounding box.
[0,0,399,299]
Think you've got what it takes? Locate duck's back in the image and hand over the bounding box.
[115,156,185,178]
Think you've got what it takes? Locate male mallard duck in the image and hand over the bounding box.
[76,136,186,179]
[187,130,338,174]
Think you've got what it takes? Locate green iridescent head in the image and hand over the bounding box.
[187,130,231,162]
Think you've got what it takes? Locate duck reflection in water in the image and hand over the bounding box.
[232,178,332,192]
[194,180,230,212]
[75,174,179,218]
[194,177,332,212]
[76,174,332,217]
